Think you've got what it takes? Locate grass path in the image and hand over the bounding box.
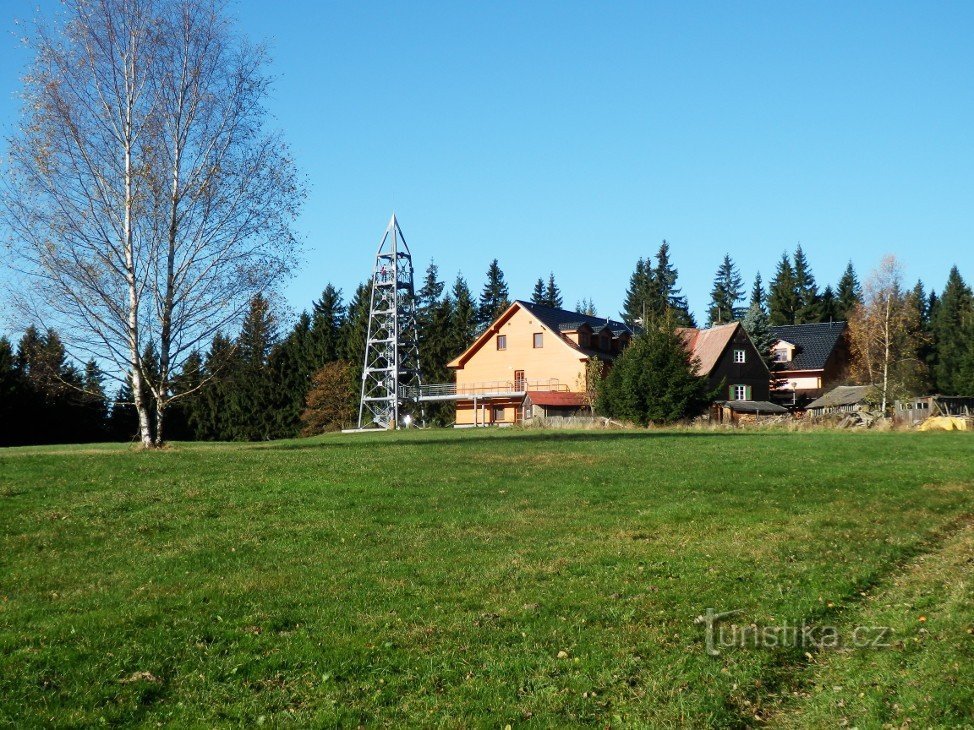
[0,429,972,725]
[764,515,974,727]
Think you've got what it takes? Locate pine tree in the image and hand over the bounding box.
[417,261,445,313]
[819,285,838,323]
[79,360,108,441]
[622,258,650,324]
[596,317,713,425]
[0,338,26,446]
[750,272,767,312]
[835,261,862,321]
[246,295,280,440]
[742,301,776,369]
[575,298,597,316]
[266,312,315,439]
[447,275,478,360]
[477,259,510,328]
[792,244,820,323]
[769,253,799,326]
[309,284,346,364]
[931,266,973,395]
[167,350,204,440]
[544,272,563,308]
[706,254,744,326]
[652,241,694,326]
[341,281,372,379]
[108,382,137,442]
[531,277,546,305]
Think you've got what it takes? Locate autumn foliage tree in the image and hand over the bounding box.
[300,361,357,435]
[847,256,925,412]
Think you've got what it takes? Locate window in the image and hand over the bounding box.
[496,334,506,350]
[733,349,746,364]
[492,406,505,422]
[773,348,789,362]
[533,332,543,348]
[732,385,749,401]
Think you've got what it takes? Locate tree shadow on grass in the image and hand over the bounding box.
[254,428,784,452]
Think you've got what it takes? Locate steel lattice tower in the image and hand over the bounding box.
[357,214,424,429]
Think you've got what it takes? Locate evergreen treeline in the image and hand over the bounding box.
[4,249,974,445]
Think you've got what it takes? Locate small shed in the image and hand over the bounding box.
[523,391,591,420]
[894,395,974,426]
[805,385,872,418]
[712,400,789,425]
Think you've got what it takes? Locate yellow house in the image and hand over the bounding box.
[446,300,633,426]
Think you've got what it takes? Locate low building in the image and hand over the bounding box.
[805,384,873,418]
[523,391,592,419]
[894,395,974,426]
[770,322,850,405]
[712,399,789,425]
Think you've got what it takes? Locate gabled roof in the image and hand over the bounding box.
[516,301,634,337]
[718,400,789,414]
[806,384,872,410]
[677,322,740,375]
[447,300,599,369]
[770,322,847,371]
[525,391,589,407]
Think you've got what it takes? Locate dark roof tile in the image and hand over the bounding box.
[770,322,847,371]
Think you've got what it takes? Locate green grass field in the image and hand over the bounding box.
[1,429,972,727]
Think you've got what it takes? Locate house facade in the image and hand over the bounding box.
[678,322,771,402]
[769,322,849,405]
[446,301,632,426]
[446,301,771,425]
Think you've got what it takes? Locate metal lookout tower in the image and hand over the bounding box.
[356,214,424,430]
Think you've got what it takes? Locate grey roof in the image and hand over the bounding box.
[719,400,789,414]
[517,301,635,337]
[770,321,847,371]
[806,385,872,410]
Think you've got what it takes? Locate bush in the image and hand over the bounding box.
[597,320,713,425]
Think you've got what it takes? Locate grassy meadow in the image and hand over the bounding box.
[1,429,972,726]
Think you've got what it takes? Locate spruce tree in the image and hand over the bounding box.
[931,266,973,395]
[742,301,776,369]
[622,258,650,324]
[575,298,597,316]
[79,360,109,441]
[596,318,713,425]
[544,272,563,309]
[531,277,546,305]
[769,253,799,325]
[341,281,372,379]
[792,244,820,323]
[750,272,767,312]
[819,284,838,323]
[309,284,346,364]
[478,259,510,328]
[706,254,744,326]
[835,261,862,321]
[448,275,478,359]
[653,241,694,326]
[0,338,26,446]
[234,294,278,440]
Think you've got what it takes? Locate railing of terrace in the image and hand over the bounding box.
[400,379,569,401]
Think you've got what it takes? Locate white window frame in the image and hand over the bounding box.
[733,349,746,364]
[733,385,748,401]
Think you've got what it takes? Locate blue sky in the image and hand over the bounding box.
[2,0,973,332]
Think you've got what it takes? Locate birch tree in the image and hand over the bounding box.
[847,256,924,412]
[2,0,302,447]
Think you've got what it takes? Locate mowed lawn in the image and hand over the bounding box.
[1,430,972,727]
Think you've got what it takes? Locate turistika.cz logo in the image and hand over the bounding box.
[694,608,893,657]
